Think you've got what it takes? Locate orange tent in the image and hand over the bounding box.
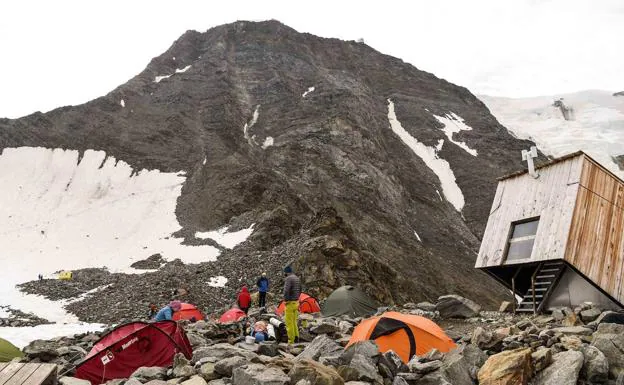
[276,293,320,315]
[172,303,204,322]
[346,312,456,363]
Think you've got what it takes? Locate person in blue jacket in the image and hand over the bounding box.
[256,272,270,308]
[154,300,182,321]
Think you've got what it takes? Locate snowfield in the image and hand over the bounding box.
[0,147,253,345]
[479,90,624,179]
[387,99,465,212]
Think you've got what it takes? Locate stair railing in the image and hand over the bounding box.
[531,263,542,315]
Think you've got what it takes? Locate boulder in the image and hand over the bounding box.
[124,380,143,385]
[296,335,344,362]
[311,323,341,335]
[341,341,380,364]
[533,350,583,385]
[207,380,230,385]
[338,321,354,335]
[591,323,624,379]
[174,365,197,379]
[289,359,345,385]
[440,349,473,385]
[215,356,248,377]
[391,377,409,385]
[181,376,209,385]
[478,348,532,385]
[232,364,290,385]
[23,340,59,361]
[581,345,609,383]
[199,363,220,381]
[145,381,170,385]
[411,372,451,385]
[580,308,602,323]
[559,336,583,351]
[592,311,624,325]
[418,349,444,363]
[456,344,487,380]
[378,350,408,376]
[551,326,592,336]
[132,367,168,381]
[435,295,481,319]
[531,348,552,372]
[258,342,279,357]
[337,354,383,385]
[407,360,441,374]
[59,377,91,385]
[471,327,502,351]
[194,344,257,363]
[415,302,436,312]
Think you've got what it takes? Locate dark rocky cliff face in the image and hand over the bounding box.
[1,20,535,318]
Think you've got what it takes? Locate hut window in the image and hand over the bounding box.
[506,218,539,261]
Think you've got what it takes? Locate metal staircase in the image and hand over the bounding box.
[516,261,566,314]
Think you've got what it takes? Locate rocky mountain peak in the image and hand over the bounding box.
[0,20,537,319]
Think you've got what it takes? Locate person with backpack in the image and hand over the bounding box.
[237,286,252,314]
[283,266,301,344]
[256,273,270,307]
[154,300,182,321]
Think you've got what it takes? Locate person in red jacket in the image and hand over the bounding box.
[237,286,252,314]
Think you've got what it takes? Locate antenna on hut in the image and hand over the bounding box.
[522,146,539,178]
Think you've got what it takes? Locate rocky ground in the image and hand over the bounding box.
[12,295,624,385]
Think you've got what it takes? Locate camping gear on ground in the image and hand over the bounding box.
[58,271,73,280]
[75,320,192,384]
[218,308,247,323]
[347,311,456,363]
[321,285,379,318]
[269,317,287,342]
[276,293,320,315]
[244,335,255,344]
[0,337,23,362]
[172,303,204,322]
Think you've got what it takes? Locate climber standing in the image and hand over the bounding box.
[256,272,270,308]
[283,266,301,344]
[237,286,252,314]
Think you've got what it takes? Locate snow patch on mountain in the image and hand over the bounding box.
[302,87,315,97]
[0,323,103,349]
[243,105,261,145]
[387,99,465,211]
[433,113,478,156]
[480,90,624,178]
[154,74,172,83]
[176,65,191,73]
[0,146,221,343]
[195,224,255,249]
[262,137,274,149]
[208,276,228,288]
[120,99,125,108]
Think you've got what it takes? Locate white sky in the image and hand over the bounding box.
[1,0,622,119]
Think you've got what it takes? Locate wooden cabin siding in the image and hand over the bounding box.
[476,155,583,268]
[564,157,624,303]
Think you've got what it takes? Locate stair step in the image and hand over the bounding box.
[540,268,560,273]
[536,274,556,279]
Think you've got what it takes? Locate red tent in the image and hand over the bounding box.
[75,321,192,384]
[172,303,204,322]
[219,308,247,323]
[276,293,321,315]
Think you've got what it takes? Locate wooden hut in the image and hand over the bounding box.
[475,151,624,313]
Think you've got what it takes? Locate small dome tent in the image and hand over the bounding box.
[219,308,247,323]
[347,312,456,363]
[321,285,379,318]
[172,303,204,322]
[75,321,191,384]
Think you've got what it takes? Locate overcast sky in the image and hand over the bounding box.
[1,0,622,118]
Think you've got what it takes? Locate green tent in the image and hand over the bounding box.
[0,337,23,362]
[321,285,379,318]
